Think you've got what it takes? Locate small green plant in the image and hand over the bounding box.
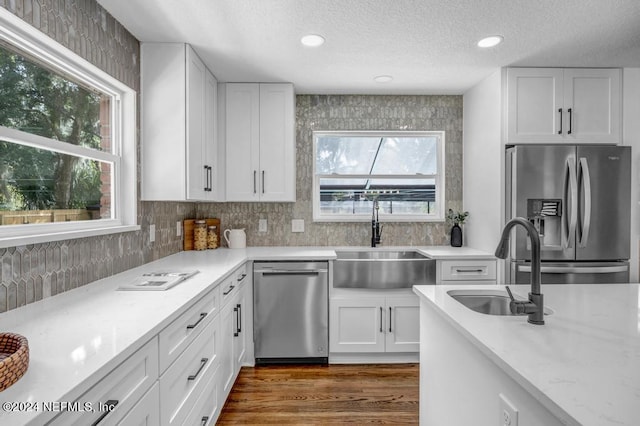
[447,209,469,225]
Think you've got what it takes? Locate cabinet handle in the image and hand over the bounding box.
[455,269,483,273]
[233,306,239,337]
[91,400,119,426]
[568,108,573,135]
[558,108,563,134]
[237,303,242,334]
[237,273,247,282]
[208,166,213,191]
[186,312,208,330]
[201,416,210,426]
[389,307,392,333]
[379,306,383,333]
[223,285,235,295]
[204,165,208,191]
[262,170,265,194]
[187,357,209,381]
[253,170,257,194]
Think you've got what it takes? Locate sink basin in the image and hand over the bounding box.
[334,250,436,289]
[447,289,553,316]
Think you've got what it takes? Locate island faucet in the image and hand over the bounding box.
[494,217,545,325]
[371,199,382,247]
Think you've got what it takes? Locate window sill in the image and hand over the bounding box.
[0,224,141,249]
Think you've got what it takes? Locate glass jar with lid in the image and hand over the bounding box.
[207,225,219,249]
[193,220,207,250]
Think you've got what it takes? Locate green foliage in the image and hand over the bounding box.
[447,209,469,225]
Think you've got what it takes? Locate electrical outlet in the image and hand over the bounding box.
[499,394,518,426]
[258,218,268,232]
[176,221,182,237]
[291,219,305,233]
[149,224,156,243]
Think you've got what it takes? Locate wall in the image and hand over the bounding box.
[0,1,193,313]
[623,68,640,282]
[199,94,463,247]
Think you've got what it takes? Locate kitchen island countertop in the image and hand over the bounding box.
[413,283,640,425]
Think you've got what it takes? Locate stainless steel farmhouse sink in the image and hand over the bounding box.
[333,250,436,289]
[447,289,553,316]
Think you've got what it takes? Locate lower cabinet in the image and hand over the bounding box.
[219,276,249,399]
[330,293,419,355]
[118,383,160,425]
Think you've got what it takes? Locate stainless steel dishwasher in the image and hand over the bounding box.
[253,261,329,365]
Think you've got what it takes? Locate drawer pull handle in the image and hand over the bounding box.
[188,358,209,381]
[379,306,383,333]
[237,303,242,334]
[455,269,484,273]
[237,273,247,282]
[91,399,119,426]
[201,416,210,426]
[223,285,235,295]
[389,307,392,333]
[186,312,208,330]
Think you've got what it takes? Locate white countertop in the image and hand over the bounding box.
[413,283,640,426]
[0,245,488,425]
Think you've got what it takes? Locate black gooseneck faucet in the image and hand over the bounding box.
[495,217,545,325]
[371,200,382,247]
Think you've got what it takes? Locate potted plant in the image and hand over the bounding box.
[447,209,469,247]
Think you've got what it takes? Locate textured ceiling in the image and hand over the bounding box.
[97,0,640,94]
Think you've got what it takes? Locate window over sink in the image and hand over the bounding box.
[0,9,137,247]
[313,131,445,222]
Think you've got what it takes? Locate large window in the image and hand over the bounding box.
[0,9,137,247]
[313,131,445,222]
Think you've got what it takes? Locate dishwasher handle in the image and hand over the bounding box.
[257,270,325,276]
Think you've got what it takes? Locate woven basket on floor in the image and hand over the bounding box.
[0,333,29,391]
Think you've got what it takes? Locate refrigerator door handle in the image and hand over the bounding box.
[577,157,592,248]
[563,158,578,249]
[518,265,629,274]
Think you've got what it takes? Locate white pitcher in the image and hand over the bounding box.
[224,228,246,249]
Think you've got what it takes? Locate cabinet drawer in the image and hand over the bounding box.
[159,286,220,372]
[182,365,221,426]
[49,337,159,426]
[160,315,219,426]
[117,382,159,425]
[221,264,249,305]
[440,260,497,281]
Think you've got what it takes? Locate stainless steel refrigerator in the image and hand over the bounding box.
[505,144,631,284]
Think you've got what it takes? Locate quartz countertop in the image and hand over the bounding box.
[0,245,492,425]
[413,283,640,426]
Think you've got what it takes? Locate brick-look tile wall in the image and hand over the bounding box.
[0,1,195,313]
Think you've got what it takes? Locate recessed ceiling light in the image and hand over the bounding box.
[374,75,393,83]
[301,34,325,47]
[477,35,504,48]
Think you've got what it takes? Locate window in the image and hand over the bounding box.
[0,9,137,247]
[313,131,445,222]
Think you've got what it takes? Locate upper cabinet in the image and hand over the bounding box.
[141,43,223,201]
[505,68,621,144]
[221,83,296,202]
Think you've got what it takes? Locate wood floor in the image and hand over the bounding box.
[217,363,419,424]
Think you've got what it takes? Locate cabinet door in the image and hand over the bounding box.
[225,83,260,201]
[385,297,420,353]
[233,287,247,371]
[563,68,621,143]
[204,69,220,200]
[259,83,296,201]
[329,298,385,353]
[506,68,564,143]
[186,46,207,200]
[219,300,237,399]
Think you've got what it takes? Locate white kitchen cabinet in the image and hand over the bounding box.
[49,337,159,426]
[219,263,251,406]
[141,43,223,201]
[222,83,295,202]
[506,68,621,144]
[159,316,219,426]
[330,293,419,355]
[117,383,160,426]
[436,259,497,285]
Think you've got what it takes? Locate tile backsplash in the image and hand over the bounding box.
[0,4,464,313]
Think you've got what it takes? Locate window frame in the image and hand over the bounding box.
[0,8,138,248]
[312,130,446,222]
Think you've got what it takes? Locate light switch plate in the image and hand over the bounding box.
[291,219,305,233]
[149,224,156,243]
[259,218,268,232]
[176,221,182,237]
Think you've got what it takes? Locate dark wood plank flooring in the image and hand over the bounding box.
[217,363,419,424]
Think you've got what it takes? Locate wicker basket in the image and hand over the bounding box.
[0,333,29,391]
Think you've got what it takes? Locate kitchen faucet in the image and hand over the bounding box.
[371,199,382,247]
[494,217,545,325]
